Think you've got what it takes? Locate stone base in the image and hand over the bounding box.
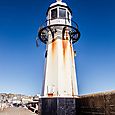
[39,97,76,115]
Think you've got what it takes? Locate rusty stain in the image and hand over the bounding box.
[65,29,69,40]
[62,30,70,63]
[48,93,53,97]
[52,39,57,59]
[62,39,68,62]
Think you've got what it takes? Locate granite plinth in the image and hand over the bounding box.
[40,97,76,115]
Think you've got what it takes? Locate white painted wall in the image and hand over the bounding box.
[41,0,78,97]
[42,29,78,97]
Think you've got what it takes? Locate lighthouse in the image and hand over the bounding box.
[38,0,80,97]
[38,0,80,114]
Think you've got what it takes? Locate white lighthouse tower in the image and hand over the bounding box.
[38,0,80,97]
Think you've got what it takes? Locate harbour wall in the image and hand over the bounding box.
[76,91,115,114]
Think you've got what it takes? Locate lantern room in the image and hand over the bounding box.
[46,0,72,26]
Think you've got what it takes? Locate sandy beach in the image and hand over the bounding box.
[0,107,37,115]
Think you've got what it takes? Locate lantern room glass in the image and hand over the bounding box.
[59,8,66,19]
[51,8,57,19]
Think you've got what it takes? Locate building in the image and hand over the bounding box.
[38,0,80,97]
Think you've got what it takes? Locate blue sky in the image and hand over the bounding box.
[0,0,115,96]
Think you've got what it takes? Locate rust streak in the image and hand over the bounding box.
[62,40,68,63]
[52,39,57,59]
[62,30,69,64]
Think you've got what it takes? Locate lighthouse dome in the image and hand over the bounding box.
[50,0,67,7]
[46,0,72,16]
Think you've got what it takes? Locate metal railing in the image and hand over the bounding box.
[38,18,80,44]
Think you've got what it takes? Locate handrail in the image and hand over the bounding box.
[38,18,80,44]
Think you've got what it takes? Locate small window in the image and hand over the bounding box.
[67,12,70,22]
[67,12,69,20]
[51,8,57,19]
[59,8,66,18]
